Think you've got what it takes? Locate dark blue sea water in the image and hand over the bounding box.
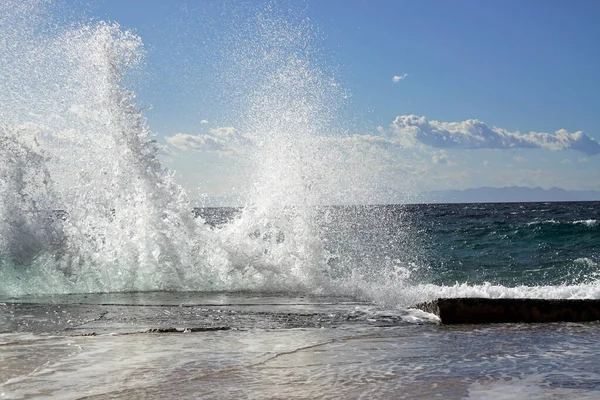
[410,201,600,286]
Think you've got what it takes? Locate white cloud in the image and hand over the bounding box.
[392,73,408,83]
[165,127,250,154]
[209,126,238,138]
[391,115,600,155]
[165,133,226,152]
[200,120,209,124]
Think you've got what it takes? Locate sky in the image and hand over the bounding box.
[53,0,600,204]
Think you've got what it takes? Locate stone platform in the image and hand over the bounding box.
[415,298,600,324]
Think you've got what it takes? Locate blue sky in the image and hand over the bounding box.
[59,0,600,203]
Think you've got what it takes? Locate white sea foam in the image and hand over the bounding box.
[574,219,598,227]
[334,278,600,309]
[574,258,598,267]
[526,219,558,226]
[527,218,598,228]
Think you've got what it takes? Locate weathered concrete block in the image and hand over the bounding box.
[414,298,600,324]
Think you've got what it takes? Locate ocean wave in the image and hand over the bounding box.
[574,257,598,267]
[401,281,600,307]
[574,219,598,227]
[526,219,559,225]
[526,219,598,229]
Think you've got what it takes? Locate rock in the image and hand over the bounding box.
[414,298,600,324]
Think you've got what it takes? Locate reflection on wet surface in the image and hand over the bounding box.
[2,293,600,399]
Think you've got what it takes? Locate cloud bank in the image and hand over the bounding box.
[391,115,600,155]
[164,116,599,159]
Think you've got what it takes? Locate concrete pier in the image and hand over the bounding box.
[415,298,600,324]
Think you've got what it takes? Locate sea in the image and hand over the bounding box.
[2,1,600,399]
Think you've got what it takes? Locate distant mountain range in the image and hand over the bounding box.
[419,186,600,203]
